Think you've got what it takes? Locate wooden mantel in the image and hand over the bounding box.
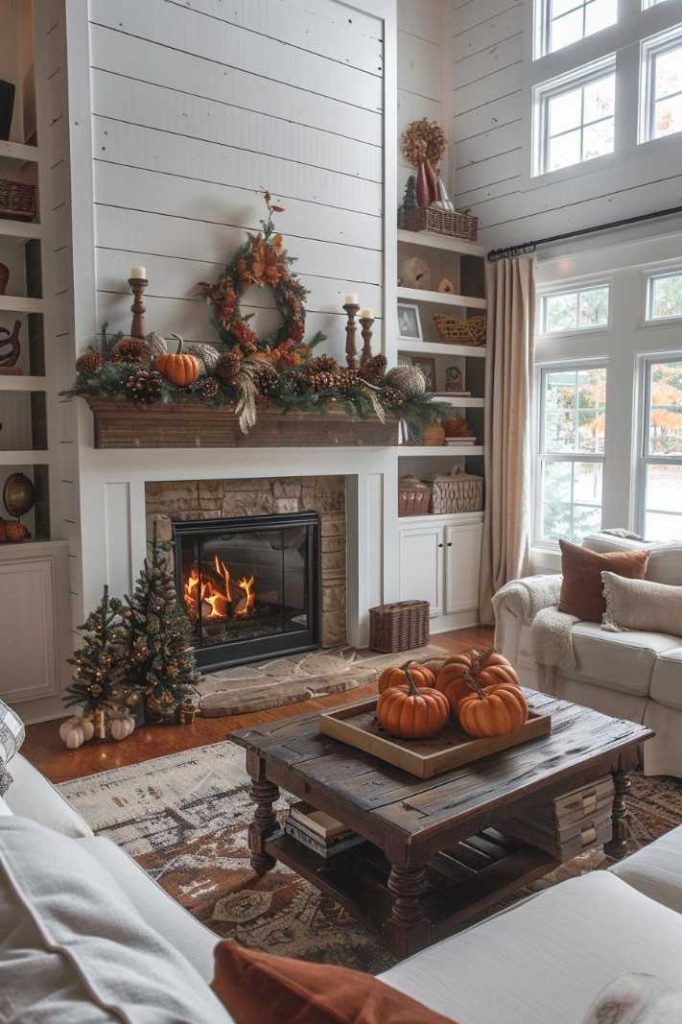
[85,398,400,449]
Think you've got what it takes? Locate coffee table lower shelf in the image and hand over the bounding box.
[265,827,557,957]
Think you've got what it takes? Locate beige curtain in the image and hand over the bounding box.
[479,254,536,624]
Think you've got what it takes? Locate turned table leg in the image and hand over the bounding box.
[605,768,632,858]
[247,764,280,875]
[386,864,430,956]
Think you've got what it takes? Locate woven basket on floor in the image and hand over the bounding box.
[433,313,487,346]
[369,600,430,653]
[0,179,37,221]
[398,206,478,241]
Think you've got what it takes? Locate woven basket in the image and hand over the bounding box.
[0,179,37,221]
[369,600,430,653]
[431,467,484,515]
[433,313,487,346]
[399,475,431,517]
[398,205,478,241]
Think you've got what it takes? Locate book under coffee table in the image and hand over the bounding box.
[232,688,652,958]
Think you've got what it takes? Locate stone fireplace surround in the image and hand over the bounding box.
[146,476,347,650]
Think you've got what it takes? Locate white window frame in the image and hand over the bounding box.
[533,55,616,177]
[636,353,682,538]
[642,0,671,8]
[639,24,682,144]
[534,0,618,59]
[645,267,682,322]
[539,281,612,336]
[534,360,607,549]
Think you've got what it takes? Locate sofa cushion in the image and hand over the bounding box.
[380,873,682,1024]
[610,825,682,915]
[649,647,682,710]
[601,572,682,637]
[583,535,682,586]
[4,754,93,838]
[0,817,232,1023]
[570,623,680,695]
[558,540,649,623]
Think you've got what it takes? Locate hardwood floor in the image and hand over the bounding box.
[23,626,493,784]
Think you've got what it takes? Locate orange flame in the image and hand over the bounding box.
[236,576,256,617]
[183,558,256,622]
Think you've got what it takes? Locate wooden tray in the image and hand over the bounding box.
[319,698,551,778]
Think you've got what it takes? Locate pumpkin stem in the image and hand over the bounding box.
[404,663,422,698]
[168,332,184,355]
[463,669,487,701]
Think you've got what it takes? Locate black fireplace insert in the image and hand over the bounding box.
[173,512,320,671]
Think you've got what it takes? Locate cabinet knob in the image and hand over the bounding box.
[447,542,453,547]
[438,543,444,548]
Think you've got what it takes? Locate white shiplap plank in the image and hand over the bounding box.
[92,118,381,217]
[452,0,523,36]
[452,63,524,117]
[452,91,523,143]
[90,24,382,144]
[397,0,443,44]
[452,32,523,89]
[456,148,523,193]
[452,4,524,58]
[455,119,524,168]
[457,176,522,209]
[397,29,442,102]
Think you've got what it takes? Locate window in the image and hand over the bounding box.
[641,26,682,142]
[646,270,682,320]
[542,283,610,333]
[534,59,616,175]
[639,357,682,541]
[536,365,607,544]
[537,0,617,57]
[642,0,671,7]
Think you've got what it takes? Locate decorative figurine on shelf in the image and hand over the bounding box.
[342,294,360,369]
[401,118,447,208]
[444,366,465,393]
[128,266,149,339]
[1,472,34,543]
[0,319,21,374]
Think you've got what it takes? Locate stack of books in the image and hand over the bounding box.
[446,436,477,446]
[284,802,364,859]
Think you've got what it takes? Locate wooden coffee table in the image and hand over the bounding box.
[233,689,652,957]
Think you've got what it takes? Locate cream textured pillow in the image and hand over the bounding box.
[601,571,682,636]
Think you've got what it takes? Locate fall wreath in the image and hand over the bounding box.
[197,192,323,366]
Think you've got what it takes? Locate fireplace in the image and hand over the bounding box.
[173,512,321,671]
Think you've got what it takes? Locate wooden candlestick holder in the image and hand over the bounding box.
[343,302,360,369]
[128,277,149,339]
[359,316,374,367]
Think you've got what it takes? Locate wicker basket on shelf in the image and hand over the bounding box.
[433,313,487,346]
[431,467,484,515]
[398,205,478,241]
[399,475,431,517]
[369,600,430,653]
[0,179,37,221]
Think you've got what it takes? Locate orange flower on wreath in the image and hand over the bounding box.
[250,237,287,287]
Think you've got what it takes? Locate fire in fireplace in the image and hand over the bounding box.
[173,512,320,671]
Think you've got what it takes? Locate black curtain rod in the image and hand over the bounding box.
[486,204,682,262]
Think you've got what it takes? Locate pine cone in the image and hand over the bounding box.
[215,350,242,383]
[195,376,220,400]
[358,354,387,386]
[306,354,339,375]
[125,369,163,404]
[111,337,150,365]
[380,386,405,408]
[251,362,280,396]
[334,367,360,394]
[75,349,103,376]
[306,370,336,393]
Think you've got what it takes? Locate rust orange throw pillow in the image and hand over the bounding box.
[212,941,456,1024]
[558,540,650,622]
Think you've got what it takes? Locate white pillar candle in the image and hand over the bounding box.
[130,265,147,280]
[344,293,359,305]
[360,308,373,319]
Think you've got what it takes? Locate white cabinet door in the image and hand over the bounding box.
[444,522,482,615]
[0,557,58,704]
[399,524,444,618]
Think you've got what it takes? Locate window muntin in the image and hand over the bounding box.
[542,284,610,333]
[535,62,616,174]
[641,28,682,142]
[539,0,617,57]
[536,365,607,544]
[640,358,682,541]
[647,271,682,320]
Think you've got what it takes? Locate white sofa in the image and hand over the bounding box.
[3,750,682,1023]
[494,534,682,778]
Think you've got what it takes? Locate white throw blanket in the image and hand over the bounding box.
[493,575,578,671]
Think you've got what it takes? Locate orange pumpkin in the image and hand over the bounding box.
[154,338,200,386]
[4,520,29,543]
[458,681,528,738]
[376,669,450,740]
[377,659,436,695]
[435,648,520,713]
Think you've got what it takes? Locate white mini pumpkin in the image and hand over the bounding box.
[110,713,136,742]
[59,716,95,750]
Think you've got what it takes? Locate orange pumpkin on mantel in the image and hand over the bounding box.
[376,670,449,740]
[377,659,436,695]
[458,680,528,738]
[435,648,520,714]
[154,338,201,387]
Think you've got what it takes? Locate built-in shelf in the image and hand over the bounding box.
[0,450,49,465]
[398,341,487,358]
[397,286,486,310]
[0,140,39,164]
[396,445,484,456]
[397,229,485,258]
[0,220,41,240]
[432,394,484,408]
[0,295,44,314]
[0,375,47,391]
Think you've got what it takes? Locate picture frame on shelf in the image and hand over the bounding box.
[411,355,436,392]
[397,302,422,342]
[444,365,465,393]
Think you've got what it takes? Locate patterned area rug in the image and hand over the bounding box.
[58,741,682,974]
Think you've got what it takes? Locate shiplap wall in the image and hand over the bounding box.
[85,0,386,360]
[449,0,682,248]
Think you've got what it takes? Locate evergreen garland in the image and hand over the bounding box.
[65,586,127,713]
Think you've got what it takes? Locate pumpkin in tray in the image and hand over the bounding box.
[376,667,449,740]
[377,659,436,695]
[435,648,520,714]
[458,677,528,738]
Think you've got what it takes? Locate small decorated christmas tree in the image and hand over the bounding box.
[124,526,200,718]
[65,586,127,714]
[402,175,417,210]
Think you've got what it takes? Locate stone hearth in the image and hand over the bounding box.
[145,476,346,649]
